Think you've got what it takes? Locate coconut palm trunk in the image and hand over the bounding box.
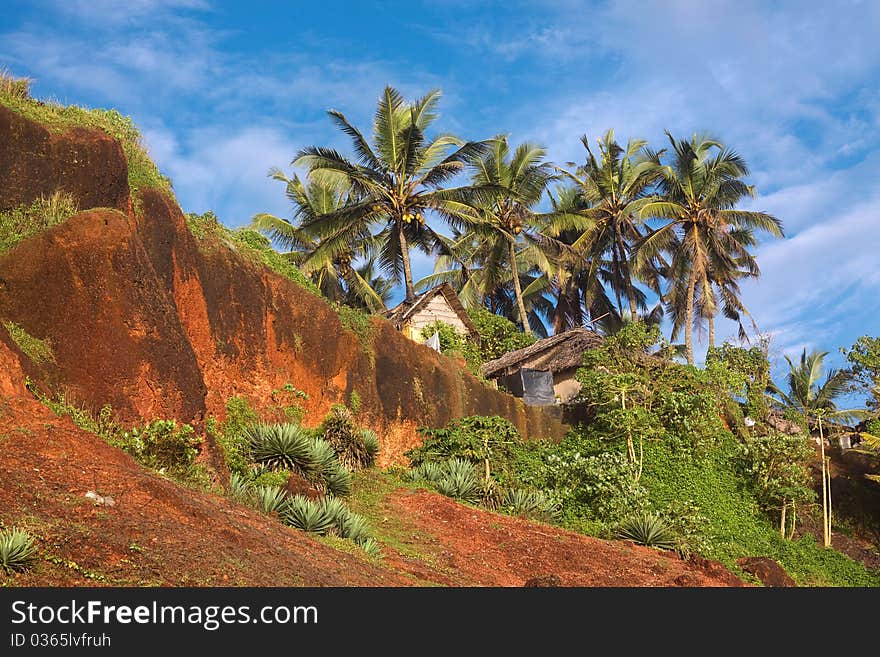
[398,221,416,302]
[685,263,697,365]
[708,312,715,349]
[510,240,531,335]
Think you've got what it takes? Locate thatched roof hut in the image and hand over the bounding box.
[383,283,479,342]
[481,328,604,405]
[481,328,604,378]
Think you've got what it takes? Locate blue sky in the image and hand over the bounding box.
[2,0,879,400]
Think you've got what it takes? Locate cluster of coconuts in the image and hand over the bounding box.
[334,252,353,275]
[402,211,425,225]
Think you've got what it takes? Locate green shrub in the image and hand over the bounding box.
[324,463,352,497]
[406,461,446,484]
[436,458,481,503]
[617,513,677,550]
[254,485,288,515]
[359,537,383,559]
[407,415,520,474]
[246,423,315,474]
[228,472,254,505]
[500,488,559,522]
[467,306,536,363]
[2,321,55,364]
[319,405,375,470]
[281,495,335,534]
[0,527,38,573]
[211,397,260,476]
[251,468,291,489]
[124,420,201,472]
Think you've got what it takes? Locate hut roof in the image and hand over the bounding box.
[382,283,479,339]
[480,328,604,379]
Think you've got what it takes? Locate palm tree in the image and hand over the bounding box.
[766,348,863,549]
[561,130,661,323]
[766,349,852,430]
[638,133,783,364]
[251,171,388,312]
[293,86,491,302]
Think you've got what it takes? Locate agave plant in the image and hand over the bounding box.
[319,406,379,471]
[246,424,316,474]
[227,472,255,505]
[436,458,481,503]
[319,496,351,532]
[359,537,383,559]
[0,527,38,573]
[308,437,338,479]
[280,495,335,534]
[323,463,352,497]
[254,485,288,515]
[617,513,677,550]
[500,488,560,522]
[360,429,380,462]
[406,461,446,483]
[339,513,372,544]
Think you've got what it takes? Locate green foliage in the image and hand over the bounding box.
[418,320,482,375]
[467,306,536,364]
[335,303,375,354]
[538,443,649,529]
[211,396,260,476]
[406,461,446,484]
[324,463,352,497]
[115,420,203,488]
[280,495,335,534]
[0,526,38,573]
[639,434,878,585]
[737,430,815,516]
[251,468,291,489]
[245,423,316,474]
[2,321,55,364]
[617,514,677,550]
[0,192,78,253]
[842,335,880,411]
[706,341,771,421]
[499,488,559,523]
[228,472,254,505]
[435,458,481,503]
[349,391,362,415]
[318,404,377,471]
[253,485,288,515]
[407,415,521,473]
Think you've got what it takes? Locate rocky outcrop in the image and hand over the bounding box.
[0,106,130,212]
[736,557,796,587]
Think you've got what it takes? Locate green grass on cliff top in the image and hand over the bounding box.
[0,69,173,198]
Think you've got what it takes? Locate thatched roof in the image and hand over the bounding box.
[481,328,604,379]
[382,283,479,339]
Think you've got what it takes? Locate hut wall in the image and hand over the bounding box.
[404,296,470,338]
[552,367,581,402]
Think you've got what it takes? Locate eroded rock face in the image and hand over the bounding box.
[0,110,568,466]
[736,557,796,587]
[0,106,129,212]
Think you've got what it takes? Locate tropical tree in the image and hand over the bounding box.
[561,130,661,323]
[638,133,784,364]
[462,137,561,334]
[251,171,389,312]
[767,348,861,548]
[766,349,852,430]
[293,86,491,302]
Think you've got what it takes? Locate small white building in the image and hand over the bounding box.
[383,283,479,343]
